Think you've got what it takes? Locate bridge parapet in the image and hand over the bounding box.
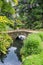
[7,29,39,39]
[0,29,39,39]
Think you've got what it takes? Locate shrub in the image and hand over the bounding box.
[0,0,18,55]
[37,32,43,41]
[0,16,14,31]
[22,52,43,65]
[0,34,13,54]
[20,34,42,57]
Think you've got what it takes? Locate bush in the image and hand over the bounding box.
[0,16,14,31]
[22,52,43,65]
[0,0,18,55]
[37,32,43,41]
[0,34,13,54]
[20,34,42,57]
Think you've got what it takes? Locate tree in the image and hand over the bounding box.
[0,0,18,17]
[17,0,43,29]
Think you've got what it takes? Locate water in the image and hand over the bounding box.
[0,35,25,65]
[0,47,21,65]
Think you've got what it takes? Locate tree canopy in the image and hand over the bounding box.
[0,0,18,16]
[17,0,43,29]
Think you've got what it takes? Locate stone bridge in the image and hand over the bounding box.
[0,29,39,39]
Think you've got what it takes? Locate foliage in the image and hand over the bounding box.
[0,0,18,54]
[0,16,14,31]
[14,19,23,29]
[37,32,43,41]
[12,0,18,5]
[0,0,18,14]
[22,52,43,65]
[17,0,43,29]
[1,2,15,15]
[20,34,42,57]
[0,0,18,18]
[0,34,13,54]
[0,0,3,8]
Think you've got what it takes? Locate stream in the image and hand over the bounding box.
[0,38,22,65]
[0,35,25,65]
[0,47,21,65]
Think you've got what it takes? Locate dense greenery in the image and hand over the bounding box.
[0,0,18,31]
[0,0,43,65]
[22,52,43,65]
[0,34,13,54]
[21,32,43,65]
[0,0,18,54]
[37,32,43,41]
[0,16,14,31]
[20,34,42,58]
[0,0,18,16]
[17,0,43,29]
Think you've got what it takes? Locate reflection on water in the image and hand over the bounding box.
[0,47,21,65]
